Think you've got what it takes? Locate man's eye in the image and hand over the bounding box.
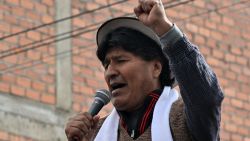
[117,59,127,63]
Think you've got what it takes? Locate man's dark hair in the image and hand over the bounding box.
[96,27,174,87]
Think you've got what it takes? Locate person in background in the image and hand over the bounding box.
[65,0,224,140]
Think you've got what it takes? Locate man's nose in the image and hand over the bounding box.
[105,64,119,80]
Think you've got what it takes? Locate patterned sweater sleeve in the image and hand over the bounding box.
[160,25,224,141]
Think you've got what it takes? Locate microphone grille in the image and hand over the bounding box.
[95,89,111,105]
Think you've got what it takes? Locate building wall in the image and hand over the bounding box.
[0,0,249,140]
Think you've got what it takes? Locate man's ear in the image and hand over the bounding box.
[153,60,162,78]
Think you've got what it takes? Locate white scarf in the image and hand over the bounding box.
[94,86,179,141]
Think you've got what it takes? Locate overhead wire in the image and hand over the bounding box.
[0,0,193,73]
[0,0,132,59]
[164,0,194,9]
[0,21,102,59]
[1,43,97,74]
[3,0,248,60]
[0,26,98,73]
[5,0,248,72]
[0,0,128,41]
[2,0,248,73]
[176,0,249,22]
[0,0,192,59]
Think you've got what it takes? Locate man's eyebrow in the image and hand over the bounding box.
[105,55,124,60]
[103,55,125,64]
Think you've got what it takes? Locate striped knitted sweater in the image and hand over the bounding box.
[89,99,192,141]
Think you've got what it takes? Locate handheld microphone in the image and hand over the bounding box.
[71,89,111,141]
[88,89,111,116]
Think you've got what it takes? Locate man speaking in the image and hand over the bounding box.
[65,0,224,140]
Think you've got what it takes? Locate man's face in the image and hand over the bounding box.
[104,47,161,112]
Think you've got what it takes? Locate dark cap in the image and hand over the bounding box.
[96,17,162,50]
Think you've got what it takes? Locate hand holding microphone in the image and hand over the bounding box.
[65,89,111,141]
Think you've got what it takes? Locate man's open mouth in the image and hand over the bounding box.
[110,83,127,92]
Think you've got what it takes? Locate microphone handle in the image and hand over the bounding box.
[88,100,105,116]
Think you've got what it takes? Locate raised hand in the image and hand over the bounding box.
[134,0,173,36]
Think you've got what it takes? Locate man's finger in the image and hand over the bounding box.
[92,115,100,128]
[65,126,84,141]
[134,4,144,17]
[139,0,157,13]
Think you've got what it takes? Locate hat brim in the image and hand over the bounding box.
[96,17,162,48]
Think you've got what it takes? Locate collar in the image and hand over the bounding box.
[117,89,163,139]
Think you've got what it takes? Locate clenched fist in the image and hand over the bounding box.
[134,0,173,36]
